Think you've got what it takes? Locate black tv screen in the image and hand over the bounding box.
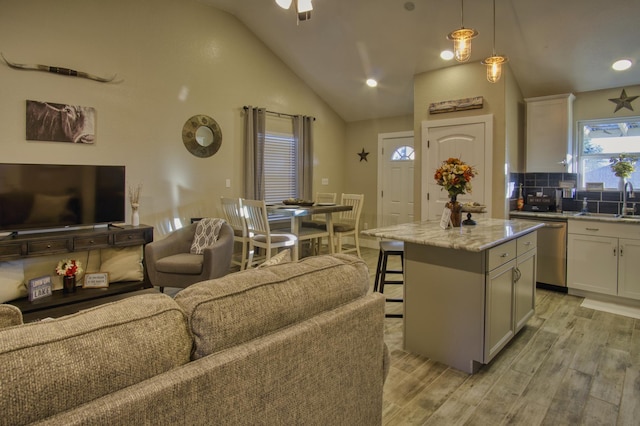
[0,163,125,232]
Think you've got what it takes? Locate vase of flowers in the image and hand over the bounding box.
[434,157,478,227]
[610,154,637,191]
[56,259,83,294]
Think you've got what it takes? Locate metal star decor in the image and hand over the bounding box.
[608,89,638,113]
[358,148,369,162]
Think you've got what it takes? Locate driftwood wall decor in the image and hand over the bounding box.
[1,53,121,83]
[429,96,484,114]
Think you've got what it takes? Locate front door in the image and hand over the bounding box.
[422,116,492,221]
[379,132,414,227]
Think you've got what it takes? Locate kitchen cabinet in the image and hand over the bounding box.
[567,220,640,300]
[525,93,575,172]
[485,233,536,361]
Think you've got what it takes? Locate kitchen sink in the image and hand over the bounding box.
[573,212,640,220]
[573,212,619,218]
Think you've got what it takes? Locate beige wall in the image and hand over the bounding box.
[344,115,413,237]
[0,0,347,237]
[574,85,640,122]
[413,61,518,219]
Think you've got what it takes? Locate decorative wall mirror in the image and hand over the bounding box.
[182,114,222,158]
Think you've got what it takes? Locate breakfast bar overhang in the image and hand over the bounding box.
[363,218,544,374]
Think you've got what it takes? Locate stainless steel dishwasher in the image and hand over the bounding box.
[534,219,568,288]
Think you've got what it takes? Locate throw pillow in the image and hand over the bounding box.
[190,218,226,254]
[100,246,143,283]
[258,249,291,268]
[0,261,27,303]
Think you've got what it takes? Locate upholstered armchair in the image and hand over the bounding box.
[145,220,234,291]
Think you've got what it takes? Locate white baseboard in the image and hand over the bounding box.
[580,298,640,320]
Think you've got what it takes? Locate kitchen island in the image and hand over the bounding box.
[363,218,543,374]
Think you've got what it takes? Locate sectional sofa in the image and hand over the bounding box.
[0,254,388,425]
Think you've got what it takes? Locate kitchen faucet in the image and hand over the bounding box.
[622,181,636,216]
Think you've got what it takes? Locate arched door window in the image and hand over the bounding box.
[391,145,415,161]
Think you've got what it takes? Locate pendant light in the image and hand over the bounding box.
[447,0,478,63]
[482,0,508,83]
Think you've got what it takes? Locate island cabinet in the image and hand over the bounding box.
[404,231,537,374]
[568,220,640,300]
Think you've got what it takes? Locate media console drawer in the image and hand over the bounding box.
[113,229,149,246]
[74,234,110,250]
[27,238,71,255]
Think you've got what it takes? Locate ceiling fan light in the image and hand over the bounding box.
[482,55,508,83]
[447,28,478,62]
[297,0,313,13]
[275,0,292,9]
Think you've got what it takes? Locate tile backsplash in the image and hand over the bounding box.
[509,172,638,215]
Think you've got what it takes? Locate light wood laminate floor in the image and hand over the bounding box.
[358,246,640,426]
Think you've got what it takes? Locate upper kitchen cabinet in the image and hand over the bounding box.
[525,93,575,172]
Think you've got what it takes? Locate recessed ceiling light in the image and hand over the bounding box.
[440,50,455,61]
[366,78,378,87]
[612,59,632,71]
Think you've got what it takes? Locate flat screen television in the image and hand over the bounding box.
[0,163,126,233]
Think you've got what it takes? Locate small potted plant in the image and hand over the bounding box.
[56,259,83,293]
[610,153,637,189]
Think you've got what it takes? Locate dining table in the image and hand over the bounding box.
[266,203,353,254]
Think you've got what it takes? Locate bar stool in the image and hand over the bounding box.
[373,240,404,318]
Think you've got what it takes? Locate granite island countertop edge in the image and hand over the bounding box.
[362,218,544,252]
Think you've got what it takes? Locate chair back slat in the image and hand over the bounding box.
[220,197,247,236]
[315,192,337,204]
[339,193,364,224]
[241,199,271,236]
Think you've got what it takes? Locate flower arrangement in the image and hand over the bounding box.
[129,182,143,210]
[55,259,83,277]
[610,153,637,179]
[434,157,478,199]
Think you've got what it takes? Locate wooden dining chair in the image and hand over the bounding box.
[241,199,299,268]
[301,192,338,229]
[318,193,364,257]
[220,197,250,270]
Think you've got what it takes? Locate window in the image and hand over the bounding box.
[577,118,640,189]
[391,145,415,161]
[263,132,297,204]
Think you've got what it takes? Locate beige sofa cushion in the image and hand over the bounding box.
[0,293,192,425]
[174,253,369,359]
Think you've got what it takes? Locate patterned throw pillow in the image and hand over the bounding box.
[258,249,291,268]
[190,218,226,254]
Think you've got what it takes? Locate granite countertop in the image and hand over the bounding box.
[361,218,543,252]
[509,210,640,224]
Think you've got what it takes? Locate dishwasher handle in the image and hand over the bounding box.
[543,223,566,229]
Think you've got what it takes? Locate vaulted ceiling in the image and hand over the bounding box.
[201,0,640,122]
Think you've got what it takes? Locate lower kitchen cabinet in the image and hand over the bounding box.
[485,235,536,362]
[618,238,640,299]
[567,221,640,300]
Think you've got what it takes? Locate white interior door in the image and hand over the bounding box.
[378,132,414,227]
[422,116,493,221]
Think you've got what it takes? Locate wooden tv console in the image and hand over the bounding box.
[1,224,154,322]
